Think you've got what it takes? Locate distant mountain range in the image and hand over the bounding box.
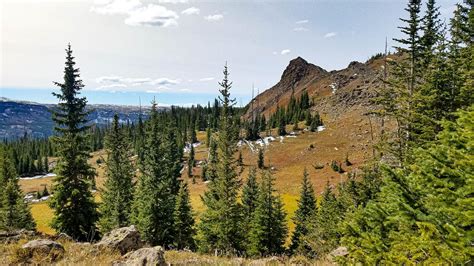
[0,97,160,139]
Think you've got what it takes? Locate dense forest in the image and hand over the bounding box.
[0,0,472,263]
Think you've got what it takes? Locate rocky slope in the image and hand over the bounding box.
[245,55,388,120]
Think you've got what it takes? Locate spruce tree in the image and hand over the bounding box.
[257,148,264,169]
[307,183,344,257]
[248,171,287,256]
[132,101,176,246]
[420,0,442,68]
[242,167,259,248]
[0,146,35,231]
[198,63,244,254]
[49,44,98,241]
[174,182,196,250]
[290,168,316,255]
[98,114,134,233]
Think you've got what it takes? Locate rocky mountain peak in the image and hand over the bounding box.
[280,57,327,85]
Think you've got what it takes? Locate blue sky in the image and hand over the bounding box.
[1,0,458,106]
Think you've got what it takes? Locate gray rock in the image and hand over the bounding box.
[114,246,166,266]
[249,256,285,265]
[0,229,36,243]
[21,239,65,262]
[95,225,143,255]
[329,246,349,258]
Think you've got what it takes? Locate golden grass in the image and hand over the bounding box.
[24,110,375,243]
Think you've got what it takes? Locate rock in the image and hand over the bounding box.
[55,232,73,241]
[95,225,143,255]
[329,246,349,258]
[249,256,285,265]
[0,229,36,243]
[21,239,65,262]
[114,246,166,266]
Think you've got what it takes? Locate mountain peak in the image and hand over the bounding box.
[280,57,327,84]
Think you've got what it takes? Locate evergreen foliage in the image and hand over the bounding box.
[174,182,196,250]
[0,146,35,231]
[198,64,244,254]
[98,114,134,233]
[132,101,179,246]
[290,168,316,255]
[49,44,98,241]
[247,171,287,256]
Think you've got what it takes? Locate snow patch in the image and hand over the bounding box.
[330,82,338,94]
[20,173,56,180]
[317,125,326,132]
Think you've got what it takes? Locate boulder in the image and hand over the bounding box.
[21,239,64,262]
[114,246,166,266]
[95,225,143,255]
[249,256,285,265]
[329,246,349,259]
[0,229,36,243]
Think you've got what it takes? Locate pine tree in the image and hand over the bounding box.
[248,171,287,256]
[43,156,49,173]
[420,0,442,68]
[257,148,264,169]
[98,114,134,233]
[49,44,98,241]
[174,182,196,250]
[198,63,244,254]
[290,168,316,255]
[340,107,474,264]
[188,144,195,182]
[132,101,176,246]
[307,183,344,257]
[0,146,35,231]
[242,167,259,248]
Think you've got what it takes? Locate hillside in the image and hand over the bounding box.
[0,98,158,139]
[245,56,389,120]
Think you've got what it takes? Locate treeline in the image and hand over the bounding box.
[245,90,322,140]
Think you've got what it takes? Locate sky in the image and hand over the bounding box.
[1,0,458,106]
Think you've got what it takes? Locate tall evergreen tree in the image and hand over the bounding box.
[198,63,244,254]
[257,148,264,169]
[174,182,196,250]
[132,101,176,246]
[0,146,35,231]
[307,183,344,257]
[49,44,98,241]
[290,168,316,255]
[248,171,287,256]
[341,107,474,264]
[98,114,134,233]
[420,0,442,68]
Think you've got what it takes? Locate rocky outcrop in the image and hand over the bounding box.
[329,246,349,260]
[114,246,166,266]
[21,239,65,262]
[95,225,143,255]
[0,229,36,243]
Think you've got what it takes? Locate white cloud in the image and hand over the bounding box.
[90,0,141,15]
[95,83,128,90]
[157,0,188,3]
[95,75,123,83]
[91,0,178,27]
[281,49,291,55]
[150,78,180,86]
[324,32,337,38]
[204,14,223,22]
[295,19,309,24]
[95,75,180,91]
[181,7,200,15]
[125,5,178,27]
[293,27,308,32]
[199,77,215,82]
